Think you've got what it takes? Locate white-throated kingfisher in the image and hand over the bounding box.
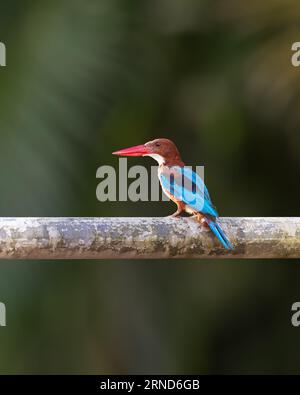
[113,138,233,249]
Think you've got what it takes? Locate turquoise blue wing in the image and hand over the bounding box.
[159,166,218,217]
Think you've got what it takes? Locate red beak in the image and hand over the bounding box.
[112,144,150,157]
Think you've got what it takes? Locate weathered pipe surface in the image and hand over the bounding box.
[0,217,298,259]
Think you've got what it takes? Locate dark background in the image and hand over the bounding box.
[0,0,299,374]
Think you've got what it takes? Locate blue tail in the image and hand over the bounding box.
[207,220,233,250]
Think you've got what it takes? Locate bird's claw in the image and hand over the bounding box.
[168,211,183,218]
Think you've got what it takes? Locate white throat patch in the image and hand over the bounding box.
[144,153,165,165]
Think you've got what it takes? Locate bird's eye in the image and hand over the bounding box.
[155,143,160,147]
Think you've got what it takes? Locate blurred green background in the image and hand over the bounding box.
[0,0,300,374]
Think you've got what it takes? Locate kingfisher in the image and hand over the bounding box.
[113,138,233,249]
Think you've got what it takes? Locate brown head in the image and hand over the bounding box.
[113,138,184,166]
